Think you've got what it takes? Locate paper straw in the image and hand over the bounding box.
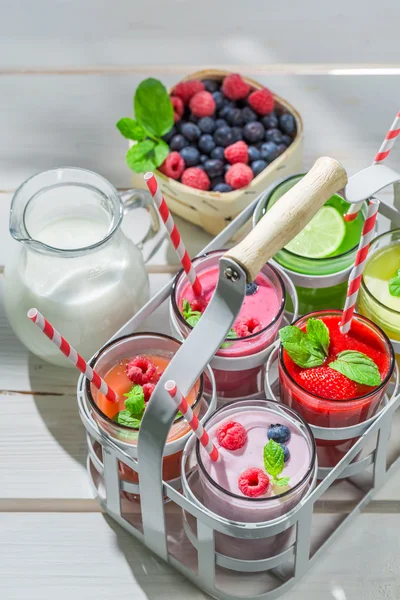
[27,308,117,402]
[345,111,400,222]
[164,380,219,462]
[339,198,380,334]
[144,172,202,296]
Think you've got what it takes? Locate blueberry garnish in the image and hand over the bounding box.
[267,424,291,444]
[246,282,258,296]
[280,444,290,462]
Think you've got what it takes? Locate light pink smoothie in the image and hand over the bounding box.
[194,400,316,560]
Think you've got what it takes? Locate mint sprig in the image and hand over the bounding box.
[279,325,325,368]
[306,318,330,357]
[389,269,400,297]
[113,411,142,428]
[124,385,146,419]
[117,78,173,173]
[263,439,290,487]
[329,350,382,386]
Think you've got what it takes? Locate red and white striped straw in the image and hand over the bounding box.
[27,308,117,402]
[144,172,202,296]
[344,111,400,222]
[164,380,219,462]
[339,198,380,334]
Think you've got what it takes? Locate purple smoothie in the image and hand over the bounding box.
[195,400,316,560]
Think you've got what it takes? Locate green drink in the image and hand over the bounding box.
[254,174,365,315]
[357,229,400,357]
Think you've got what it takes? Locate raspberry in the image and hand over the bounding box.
[173,80,205,105]
[234,317,262,338]
[181,167,210,191]
[297,367,360,400]
[190,299,207,313]
[224,141,249,165]
[248,88,275,115]
[189,91,216,118]
[238,468,269,498]
[217,421,247,450]
[126,356,156,385]
[225,163,254,190]
[170,96,184,122]
[159,152,185,180]
[221,74,251,101]
[142,383,155,402]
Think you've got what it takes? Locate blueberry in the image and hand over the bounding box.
[189,113,199,123]
[231,127,243,142]
[163,126,177,143]
[267,424,291,444]
[199,154,208,164]
[211,146,225,160]
[281,134,293,146]
[204,159,224,178]
[280,444,290,462]
[251,159,268,177]
[261,113,279,129]
[170,134,190,151]
[279,113,296,136]
[214,126,233,147]
[224,163,231,174]
[210,175,224,188]
[213,183,233,192]
[243,121,265,143]
[203,79,219,93]
[242,106,257,123]
[198,134,216,154]
[260,141,279,163]
[226,108,243,127]
[180,146,200,167]
[198,117,216,134]
[222,98,234,108]
[180,122,201,142]
[276,143,288,157]
[212,91,224,110]
[265,128,283,144]
[196,164,206,171]
[246,282,258,295]
[215,118,228,128]
[248,145,261,162]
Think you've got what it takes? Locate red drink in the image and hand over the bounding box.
[279,310,394,467]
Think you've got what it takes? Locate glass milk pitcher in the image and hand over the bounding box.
[4,167,164,367]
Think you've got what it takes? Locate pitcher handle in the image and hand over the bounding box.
[119,188,165,263]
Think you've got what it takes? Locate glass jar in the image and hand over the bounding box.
[4,167,164,366]
[279,310,394,468]
[170,250,286,401]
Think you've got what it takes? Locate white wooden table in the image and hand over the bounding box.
[2,2,400,598]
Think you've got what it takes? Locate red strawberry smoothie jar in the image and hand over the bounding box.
[84,332,216,501]
[278,310,395,468]
[182,399,316,561]
[170,250,286,401]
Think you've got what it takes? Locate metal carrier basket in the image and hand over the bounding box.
[77,182,400,600]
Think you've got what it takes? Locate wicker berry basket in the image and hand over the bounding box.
[132,69,303,236]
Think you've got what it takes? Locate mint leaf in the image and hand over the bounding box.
[220,328,238,349]
[153,139,169,167]
[329,350,382,386]
[263,439,285,478]
[272,476,290,487]
[113,410,142,428]
[182,299,191,319]
[126,140,157,173]
[389,269,400,297]
[279,325,325,368]
[306,318,330,357]
[116,118,147,141]
[134,78,174,138]
[124,385,145,419]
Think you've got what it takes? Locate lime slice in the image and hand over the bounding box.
[285,206,345,258]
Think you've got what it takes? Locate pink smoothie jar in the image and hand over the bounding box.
[278,310,395,468]
[187,399,316,561]
[170,250,286,402]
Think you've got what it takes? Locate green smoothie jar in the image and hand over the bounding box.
[253,174,365,315]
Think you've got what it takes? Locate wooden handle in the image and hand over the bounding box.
[225,157,348,281]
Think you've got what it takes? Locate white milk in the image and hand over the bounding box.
[4,215,149,367]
